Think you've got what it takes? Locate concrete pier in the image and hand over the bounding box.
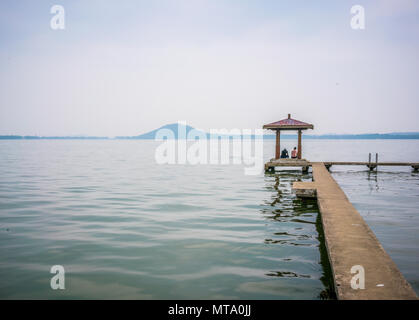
[323,161,419,171]
[292,181,317,198]
[294,163,418,299]
[265,159,419,173]
[264,159,310,173]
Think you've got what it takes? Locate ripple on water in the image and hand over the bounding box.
[0,141,334,299]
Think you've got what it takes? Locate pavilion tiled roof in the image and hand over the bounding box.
[263,114,314,130]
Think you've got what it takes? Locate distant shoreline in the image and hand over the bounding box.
[2,134,419,140]
[2,123,419,140]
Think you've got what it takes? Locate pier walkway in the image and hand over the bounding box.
[323,161,419,171]
[293,163,418,299]
[265,159,419,172]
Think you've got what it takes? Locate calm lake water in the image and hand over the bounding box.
[0,139,418,299]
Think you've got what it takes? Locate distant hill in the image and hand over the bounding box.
[116,123,202,139]
[1,124,419,140]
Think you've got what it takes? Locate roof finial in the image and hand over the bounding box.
[288,113,291,119]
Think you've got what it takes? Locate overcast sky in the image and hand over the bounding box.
[0,0,418,136]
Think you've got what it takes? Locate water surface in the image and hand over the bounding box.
[0,139,418,298]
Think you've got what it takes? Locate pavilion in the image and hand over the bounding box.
[263,114,314,160]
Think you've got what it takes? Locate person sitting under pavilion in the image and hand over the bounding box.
[291,147,298,159]
[280,148,289,159]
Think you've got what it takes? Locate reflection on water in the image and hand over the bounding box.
[0,141,329,299]
[261,172,335,299]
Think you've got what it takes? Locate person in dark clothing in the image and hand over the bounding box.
[280,148,289,158]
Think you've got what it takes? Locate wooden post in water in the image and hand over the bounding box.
[376,153,378,172]
[275,130,281,160]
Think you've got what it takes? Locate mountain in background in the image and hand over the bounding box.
[116,123,201,139]
[1,123,419,140]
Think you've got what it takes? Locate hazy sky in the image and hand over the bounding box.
[1,0,418,136]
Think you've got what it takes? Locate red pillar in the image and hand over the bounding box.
[275,130,281,159]
[298,130,302,159]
